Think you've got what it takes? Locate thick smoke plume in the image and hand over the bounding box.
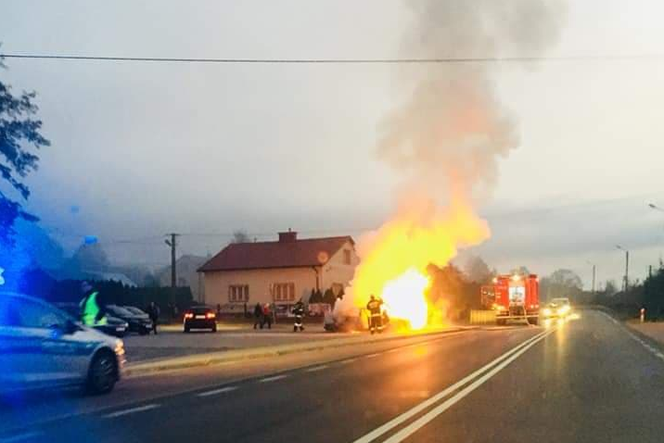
[378,0,566,195]
[338,1,566,320]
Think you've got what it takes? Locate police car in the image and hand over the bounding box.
[0,292,125,395]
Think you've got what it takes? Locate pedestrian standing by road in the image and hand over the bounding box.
[262,303,273,329]
[293,300,305,332]
[253,303,263,329]
[147,301,160,335]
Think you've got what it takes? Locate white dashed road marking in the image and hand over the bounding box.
[197,386,238,397]
[259,374,288,383]
[104,404,160,419]
[366,353,380,359]
[305,365,329,372]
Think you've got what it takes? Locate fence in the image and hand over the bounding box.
[469,309,497,325]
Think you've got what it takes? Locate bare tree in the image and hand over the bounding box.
[463,255,493,283]
[541,269,583,301]
[231,230,251,244]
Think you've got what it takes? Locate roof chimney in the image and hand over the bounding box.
[278,229,297,243]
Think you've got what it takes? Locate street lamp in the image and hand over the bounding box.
[616,245,629,292]
[648,203,664,212]
[586,260,596,293]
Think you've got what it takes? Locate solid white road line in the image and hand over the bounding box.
[305,365,329,372]
[196,386,238,397]
[352,329,551,443]
[259,374,288,383]
[0,432,44,443]
[598,311,664,363]
[103,404,160,419]
[382,328,556,442]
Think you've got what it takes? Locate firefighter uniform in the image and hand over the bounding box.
[293,302,305,332]
[366,296,384,334]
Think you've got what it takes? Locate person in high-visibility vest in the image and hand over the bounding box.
[79,281,108,327]
[366,295,383,334]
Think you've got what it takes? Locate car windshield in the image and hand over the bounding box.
[3,2,664,442]
[125,307,146,315]
[107,305,134,317]
[190,307,211,315]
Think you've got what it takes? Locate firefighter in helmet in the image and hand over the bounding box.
[293,300,305,332]
[79,281,108,327]
[366,294,384,334]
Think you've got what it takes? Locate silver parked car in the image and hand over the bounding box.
[0,292,126,395]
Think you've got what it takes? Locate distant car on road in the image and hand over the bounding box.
[0,292,125,395]
[542,297,572,319]
[106,305,152,335]
[183,306,217,333]
[55,302,129,337]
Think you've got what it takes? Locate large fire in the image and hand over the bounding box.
[381,268,429,330]
[350,195,490,330]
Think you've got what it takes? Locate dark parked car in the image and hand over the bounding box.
[55,303,129,337]
[183,306,217,332]
[124,306,149,318]
[106,305,152,335]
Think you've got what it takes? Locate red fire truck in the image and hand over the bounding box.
[480,274,540,325]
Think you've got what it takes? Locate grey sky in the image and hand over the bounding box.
[2,0,664,287]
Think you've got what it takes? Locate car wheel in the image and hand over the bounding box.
[529,317,539,326]
[211,324,217,333]
[139,328,149,336]
[184,326,190,333]
[87,351,117,395]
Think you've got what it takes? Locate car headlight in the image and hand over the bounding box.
[557,305,570,316]
[543,308,552,316]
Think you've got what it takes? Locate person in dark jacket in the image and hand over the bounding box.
[293,301,305,332]
[147,301,160,335]
[253,303,263,329]
[262,303,273,329]
[366,295,384,334]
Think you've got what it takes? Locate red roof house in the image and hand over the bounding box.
[198,231,358,310]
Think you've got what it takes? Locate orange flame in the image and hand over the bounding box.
[351,194,489,329]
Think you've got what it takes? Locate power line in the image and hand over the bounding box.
[3,53,664,64]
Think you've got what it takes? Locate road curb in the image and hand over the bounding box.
[125,326,474,377]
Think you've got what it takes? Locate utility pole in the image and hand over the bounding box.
[625,250,629,292]
[616,245,629,292]
[165,233,179,304]
[587,260,596,294]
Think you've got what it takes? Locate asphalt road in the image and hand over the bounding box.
[2,310,664,443]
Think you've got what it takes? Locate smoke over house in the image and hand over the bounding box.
[336,1,567,327]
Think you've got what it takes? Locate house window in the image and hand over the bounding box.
[273,283,295,302]
[228,285,249,303]
[343,249,352,265]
